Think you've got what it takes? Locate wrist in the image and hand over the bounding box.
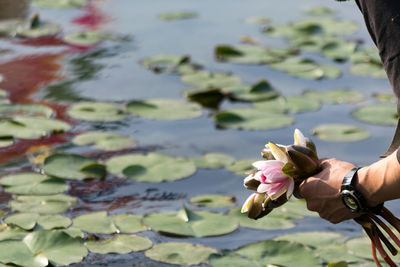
[356,166,381,207]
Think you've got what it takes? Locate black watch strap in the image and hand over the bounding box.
[341,167,362,191]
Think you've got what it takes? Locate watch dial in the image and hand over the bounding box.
[344,195,358,211]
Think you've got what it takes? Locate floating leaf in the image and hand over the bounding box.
[350,62,386,78]
[228,208,295,230]
[183,88,225,109]
[37,215,71,230]
[43,154,104,180]
[67,102,126,122]
[235,240,321,266]
[33,0,88,9]
[24,230,88,266]
[106,153,196,182]
[311,124,370,142]
[226,80,280,102]
[345,236,373,260]
[10,194,77,214]
[351,105,398,126]
[302,89,364,104]
[245,17,271,24]
[274,231,346,248]
[141,55,201,74]
[316,243,362,263]
[86,234,152,254]
[0,240,48,267]
[254,96,321,113]
[372,93,397,104]
[271,199,318,219]
[63,31,113,46]
[4,213,39,230]
[0,224,29,241]
[192,153,236,169]
[73,132,137,151]
[226,159,257,175]
[215,108,294,130]
[0,116,70,139]
[306,6,336,15]
[209,250,262,267]
[145,242,216,265]
[190,194,236,208]
[158,11,198,21]
[0,136,13,148]
[112,214,147,233]
[0,19,26,37]
[0,173,68,195]
[73,211,119,234]
[127,99,202,120]
[0,104,53,118]
[143,207,238,237]
[17,23,60,38]
[321,40,357,61]
[181,71,241,89]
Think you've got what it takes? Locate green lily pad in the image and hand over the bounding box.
[143,206,238,237]
[254,96,321,113]
[271,199,318,219]
[37,215,72,230]
[145,242,216,266]
[33,0,88,9]
[274,231,346,248]
[302,89,364,104]
[181,71,242,89]
[127,99,202,120]
[192,153,236,169]
[0,116,70,139]
[63,227,84,239]
[43,153,105,180]
[67,102,126,122]
[215,108,294,130]
[350,62,386,78]
[345,236,373,260]
[190,194,236,208]
[226,159,257,175]
[246,16,271,24]
[0,19,26,37]
[228,207,295,230]
[141,55,201,74]
[112,214,147,233]
[4,213,39,230]
[321,40,357,61]
[311,124,370,142]
[72,132,137,151]
[372,93,397,104]
[85,234,152,254]
[24,230,88,266]
[158,11,198,21]
[225,80,280,102]
[316,243,362,263]
[17,23,60,38]
[210,250,262,267]
[235,240,322,266]
[0,137,13,148]
[9,194,77,214]
[73,211,119,234]
[0,173,68,195]
[183,88,225,109]
[0,104,53,118]
[351,105,398,126]
[106,153,196,182]
[63,31,113,46]
[306,6,336,15]
[0,240,48,267]
[0,224,29,241]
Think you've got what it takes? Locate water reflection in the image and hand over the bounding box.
[0,0,30,20]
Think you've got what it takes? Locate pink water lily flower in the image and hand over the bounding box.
[252,160,294,200]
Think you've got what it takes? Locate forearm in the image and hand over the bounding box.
[357,150,400,207]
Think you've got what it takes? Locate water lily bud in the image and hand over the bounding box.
[287,149,319,179]
[268,194,289,209]
[294,129,306,147]
[261,148,275,160]
[268,142,289,163]
[288,145,318,163]
[244,172,261,191]
[305,137,317,155]
[246,192,268,219]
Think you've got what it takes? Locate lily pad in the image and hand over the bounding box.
[316,243,362,263]
[235,240,322,266]
[85,234,152,254]
[143,206,238,237]
[145,242,216,266]
[228,207,295,230]
[4,213,39,230]
[33,0,88,9]
[43,153,105,180]
[306,6,336,15]
[106,153,196,182]
[183,88,225,109]
[372,93,397,104]
[0,104,53,118]
[0,173,68,195]
[0,116,70,139]
[67,102,126,122]
[0,19,26,37]
[141,55,201,74]
[181,71,241,89]
[36,215,72,230]
[311,124,370,142]
[210,250,262,267]
[24,230,88,266]
[63,31,113,46]
[351,105,398,126]
[9,194,77,214]
[190,194,236,208]
[127,99,202,120]
[73,211,119,234]
[321,40,357,61]
[225,80,280,102]
[112,214,147,233]
[158,11,198,21]
[0,137,13,148]
[302,89,364,104]
[0,224,28,241]
[246,17,271,24]
[274,231,346,248]
[226,159,257,175]
[192,153,236,169]
[17,23,60,38]
[271,199,318,219]
[350,62,386,78]
[215,108,294,130]
[345,236,373,260]
[0,240,48,267]
[254,96,321,113]
[72,132,137,151]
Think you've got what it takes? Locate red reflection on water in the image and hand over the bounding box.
[72,3,111,30]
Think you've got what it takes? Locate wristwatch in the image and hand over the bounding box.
[340,167,367,213]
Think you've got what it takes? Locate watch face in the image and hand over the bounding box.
[341,191,360,212]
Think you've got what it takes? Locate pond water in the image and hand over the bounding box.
[0,0,399,266]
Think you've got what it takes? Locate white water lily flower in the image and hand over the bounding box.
[294,128,306,147]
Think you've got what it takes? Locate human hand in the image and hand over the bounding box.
[297,158,359,224]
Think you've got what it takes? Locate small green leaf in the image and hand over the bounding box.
[68,102,126,122]
[73,211,119,234]
[311,124,370,142]
[190,194,236,208]
[352,105,398,126]
[158,11,198,21]
[85,234,152,254]
[112,214,147,233]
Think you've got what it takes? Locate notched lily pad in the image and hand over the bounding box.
[9,194,77,214]
[311,124,370,142]
[302,88,364,104]
[86,234,152,254]
[190,194,236,208]
[112,214,147,233]
[158,11,198,21]
[73,211,119,234]
[228,208,295,230]
[191,153,236,169]
[145,242,216,266]
[141,55,201,74]
[106,153,196,182]
[67,102,126,122]
[63,31,114,46]
[127,99,202,120]
[351,105,398,126]
[73,132,137,151]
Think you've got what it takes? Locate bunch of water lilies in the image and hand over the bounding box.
[241,129,400,267]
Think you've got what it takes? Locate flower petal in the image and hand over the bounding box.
[294,129,306,147]
[252,160,269,170]
[269,183,288,200]
[268,142,289,163]
[286,178,294,199]
[257,183,271,194]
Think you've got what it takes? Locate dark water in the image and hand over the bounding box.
[0,0,399,266]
